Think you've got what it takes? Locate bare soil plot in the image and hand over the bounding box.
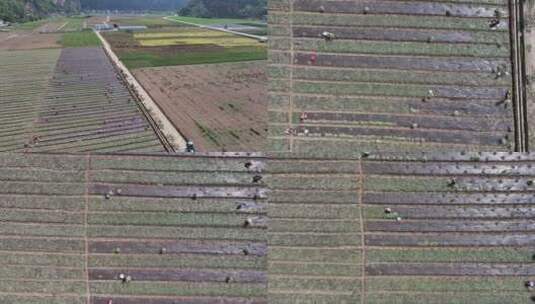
[134,61,268,151]
[86,15,108,28]
[0,31,61,50]
[0,18,75,50]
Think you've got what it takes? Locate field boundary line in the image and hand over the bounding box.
[94,30,187,151]
[357,158,366,304]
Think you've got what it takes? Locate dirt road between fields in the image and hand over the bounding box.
[95,30,187,151]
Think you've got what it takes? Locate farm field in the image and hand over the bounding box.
[60,30,101,47]
[0,49,60,151]
[167,15,268,36]
[0,32,61,50]
[267,152,535,303]
[0,17,91,50]
[103,25,267,68]
[0,152,267,304]
[134,61,268,151]
[0,47,168,153]
[37,16,87,33]
[268,0,517,154]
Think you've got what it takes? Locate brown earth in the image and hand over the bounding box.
[0,32,61,50]
[133,61,268,152]
[0,22,63,50]
[86,16,108,27]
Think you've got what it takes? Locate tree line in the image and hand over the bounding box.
[0,0,79,22]
[80,0,187,11]
[178,0,266,19]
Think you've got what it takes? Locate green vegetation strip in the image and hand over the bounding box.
[60,30,101,48]
[90,281,266,297]
[117,46,266,69]
[89,254,265,269]
[366,248,535,263]
[366,276,531,292]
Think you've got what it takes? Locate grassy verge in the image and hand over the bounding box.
[60,30,101,48]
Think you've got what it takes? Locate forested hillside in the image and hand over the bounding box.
[179,0,266,19]
[81,0,187,11]
[0,0,80,22]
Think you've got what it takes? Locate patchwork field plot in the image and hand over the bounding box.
[0,152,267,304]
[267,151,535,304]
[103,26,267,68]
[134,61,268,151]
[269,0,517,154]
[0,47,167,153]
[135,28,261,47]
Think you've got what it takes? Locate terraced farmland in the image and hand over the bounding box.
[0,47,168,153]
[0,152,267,304]
[268,0,519,155]
[267,151,535,304]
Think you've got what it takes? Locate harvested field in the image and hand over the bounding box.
[0,17,92,50]
[267,151,535,304]
[134,61,268,151]
[86,15,108,28]
[0,31,61,50]
[0,47,168,153]
[103,26,267,68]
[268,0,518,154]
[0,152,267,303]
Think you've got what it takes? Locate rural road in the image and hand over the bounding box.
[163,16,268,42]
[94,30,188,151]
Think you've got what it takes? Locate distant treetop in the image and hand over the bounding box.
[178,0,267,19]
[80,0,188,11]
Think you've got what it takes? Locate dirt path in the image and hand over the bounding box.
[95,30,187,151]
